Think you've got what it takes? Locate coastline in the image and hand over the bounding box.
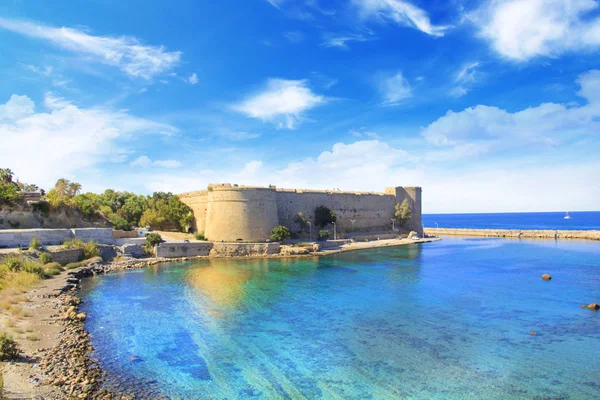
[424,228,600,241]
[1,237,436,399]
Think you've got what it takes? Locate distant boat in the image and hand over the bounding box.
[564,212,572,220]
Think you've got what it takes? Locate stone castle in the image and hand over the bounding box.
[179,184,422,242]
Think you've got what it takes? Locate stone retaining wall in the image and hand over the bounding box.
[424,228,600,241]
[112,230,138,239]
[0,228,116,248]
[209,242,280,257]
[48,248,83,265]
[155,242,214,258]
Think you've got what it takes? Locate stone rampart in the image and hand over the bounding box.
[112,230,138,239]
[179,184,423,242]
[276,190,395,234]
[71,228,114,244]
[178,190,209,233]
[204,186,279,242]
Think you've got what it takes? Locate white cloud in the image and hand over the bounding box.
[322,33,370,48]
[43,92,72,109]
[216,131,261,140]
[0,17,181,79]
[0,95,35,121]
[450,62,481,97]
[377,71,412,105]
[187,73,199,85]
[232,79,325,129]
[130,155,182,168]
[449,86,468,98]
[353,0,448,36]
[130,155,152,167]
[422,70,600,152]
[349,127,380,139]
[152,159,182,168]
[471,0,600,61]
[284,31,304,43]
[266,0,283,8]
[23,64,53,76]
[0,94,178,188]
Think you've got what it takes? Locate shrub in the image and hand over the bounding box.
[0,182,22,204]
[270,226,291,242]
[318,230,330,241]
[314,206,336,228]
[32,200,51,216]
[22,262,45,278]
[5,255,23,272]
[29,236,42,251]
[62,239,100,259]
[39,252,53,264]
[0,333,20,360]
[65,261,85,270]
[194,232,206,241]
[144,233,163,254]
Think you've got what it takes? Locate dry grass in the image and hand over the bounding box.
[25,333,39,341]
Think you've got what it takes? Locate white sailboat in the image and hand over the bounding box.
[564,212,572,220]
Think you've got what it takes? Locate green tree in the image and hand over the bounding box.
[314,206,336,228]
[0,168,14,184]
[270,226,291,242]
[0,182,22,204]
[68,182,82,197]
[394,199,412,227]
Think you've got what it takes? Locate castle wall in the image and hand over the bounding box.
[179,190,209,233]
[275,190,396,234]
[204,186,279,242]
[180,184,423,242]
[385,186,423,235]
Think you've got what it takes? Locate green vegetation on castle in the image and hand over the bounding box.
[314,206,336,228]
[394,199,412,227]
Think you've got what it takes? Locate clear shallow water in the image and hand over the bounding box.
[80,238,600,399]
[423,211,600,230]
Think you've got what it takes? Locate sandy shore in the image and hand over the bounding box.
[1,237,437,399]
[424,228,600,241]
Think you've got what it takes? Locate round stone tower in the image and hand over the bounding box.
[204,185,279,242]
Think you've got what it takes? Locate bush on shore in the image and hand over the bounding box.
[144,233,163,254]
[318,230,330,241]
[270,226,291,242]
[0,333,20,360]
[39,252,53,264]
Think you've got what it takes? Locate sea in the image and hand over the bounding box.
[423,211,600,231]
[80,237,600,399]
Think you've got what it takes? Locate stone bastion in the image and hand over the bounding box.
[179,184,422,242]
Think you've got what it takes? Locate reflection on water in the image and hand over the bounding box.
[80,239,600,399]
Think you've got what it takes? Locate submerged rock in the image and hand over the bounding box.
[542,274,552,281]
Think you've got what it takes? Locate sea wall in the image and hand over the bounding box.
[155,242,281,258]
[424,228,600,241]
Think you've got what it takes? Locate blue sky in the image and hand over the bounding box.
[1,0,599,213]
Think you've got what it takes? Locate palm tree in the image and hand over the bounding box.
[54,178,70,198]
[0,168,14,184]
[68,182,82,197]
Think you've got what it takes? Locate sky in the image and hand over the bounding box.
[0,0,599,213]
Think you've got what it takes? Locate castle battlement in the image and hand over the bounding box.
[179,183,422,241]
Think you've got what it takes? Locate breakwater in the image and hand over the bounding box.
[424,228,600,241]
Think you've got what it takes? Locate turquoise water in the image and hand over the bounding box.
[80,238,600,399]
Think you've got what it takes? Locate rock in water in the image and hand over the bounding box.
[581,303,599,311]
[541,274,552,280]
